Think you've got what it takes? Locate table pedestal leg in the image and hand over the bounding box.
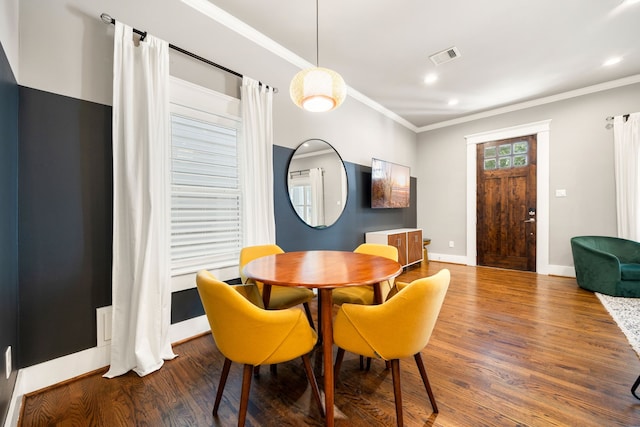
[319,289,334,427]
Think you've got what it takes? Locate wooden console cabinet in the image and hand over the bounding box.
[365,228,423,267]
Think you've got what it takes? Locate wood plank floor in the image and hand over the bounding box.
[20,262,640,426]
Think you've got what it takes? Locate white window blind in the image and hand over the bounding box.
[170,113,242,276]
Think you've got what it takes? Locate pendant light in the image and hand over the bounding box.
[290,0,346,112]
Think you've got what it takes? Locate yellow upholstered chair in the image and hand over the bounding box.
[331,243,400,370]
[331,243,399,305]
[239,244,316,329]
[333,269,450,427]
[196,270,323,426]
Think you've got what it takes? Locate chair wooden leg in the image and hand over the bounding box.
[359,356,373,371]
[302,354,325,416]
[317,296,323,343]
[334,347,345,380]
[213,358,232,416]
[238,364,253,427]
[303,302,316,330]
[414,353,438,413]
[254,364,277,377]
[632,374,640,400]
[390,359,404,427]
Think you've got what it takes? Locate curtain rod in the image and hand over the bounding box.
[605,113,631,129]
[606,114,630,121]
[100,13,277,93]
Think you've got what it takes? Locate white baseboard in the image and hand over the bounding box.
[428,252,468,265]
[546,264,576,278]
[169,315,210,343]
[428,253,576,278]
[4,315,211,427]
[3,372,22,427]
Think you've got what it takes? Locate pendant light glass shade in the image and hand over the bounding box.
[290,67,347,112]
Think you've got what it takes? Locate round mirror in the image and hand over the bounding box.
[287,139,348,228]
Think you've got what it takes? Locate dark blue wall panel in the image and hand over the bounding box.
[274,145,417,251]
[0,41,19,425]
[18,87,113,367]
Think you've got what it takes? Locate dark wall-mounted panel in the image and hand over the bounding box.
[18,87,113,367]
[0,40,19,425]
[274,145,417,251]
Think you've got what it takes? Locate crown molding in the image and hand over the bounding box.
[417,74,640,133]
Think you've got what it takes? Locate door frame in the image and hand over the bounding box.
[465,120,551,274]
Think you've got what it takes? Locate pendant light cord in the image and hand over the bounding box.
[316,0,320,67]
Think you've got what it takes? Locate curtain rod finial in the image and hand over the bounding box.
[100,13,114,25]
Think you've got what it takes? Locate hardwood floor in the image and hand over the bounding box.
[20,262,640,426]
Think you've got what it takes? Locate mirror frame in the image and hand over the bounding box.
[286,139,348,229]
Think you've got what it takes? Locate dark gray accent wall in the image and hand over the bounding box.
[274,145,417,251]
[18,87,113,367]
[0,40,19,426]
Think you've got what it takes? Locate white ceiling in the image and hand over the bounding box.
[199,0,640,129]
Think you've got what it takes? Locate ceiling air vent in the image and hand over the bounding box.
[429,46,461,66]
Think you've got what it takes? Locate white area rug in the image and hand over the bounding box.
[596,293,640,358]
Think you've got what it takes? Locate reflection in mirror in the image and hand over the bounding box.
[287,139,348,228]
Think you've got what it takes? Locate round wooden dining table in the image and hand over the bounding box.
[243,250,402,427]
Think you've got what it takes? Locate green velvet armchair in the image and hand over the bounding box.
[570,236,640,297]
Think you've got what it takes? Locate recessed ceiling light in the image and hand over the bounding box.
[424,73,438,84]
[603,56,623,66]
[622,0,640,5]
[448,99,459,106]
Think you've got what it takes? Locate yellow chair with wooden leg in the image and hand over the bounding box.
[331,243,399,370]
[333,269,450,427]
[239,244,316,329]
[196,270,324,427]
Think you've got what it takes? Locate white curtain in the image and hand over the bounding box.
[105,22,177,378]
[240,77,276,245]
[309,167,325,227]
[613,112,640,241]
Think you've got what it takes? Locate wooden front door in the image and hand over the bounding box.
[477,135,536,271]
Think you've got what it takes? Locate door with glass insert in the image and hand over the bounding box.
[476,135,537,271]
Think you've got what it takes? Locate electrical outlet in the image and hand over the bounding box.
[96,306,113,347]
[5,346,11,379]
[449,241,455,248]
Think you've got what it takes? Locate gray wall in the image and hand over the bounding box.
[17,0,418,170]
[416,83,640,267]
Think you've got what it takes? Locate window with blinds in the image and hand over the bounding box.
[170,113,242,276]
